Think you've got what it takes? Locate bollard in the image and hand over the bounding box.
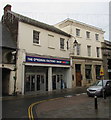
[103,89,106,99]
[94,95,98,109]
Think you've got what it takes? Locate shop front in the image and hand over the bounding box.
[24,55,71,94]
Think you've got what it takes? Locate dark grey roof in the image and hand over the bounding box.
[8,11,71,37]
[0,22,17,49]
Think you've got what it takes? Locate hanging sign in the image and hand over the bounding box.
[26,56,70,65]
[100,67,104,76]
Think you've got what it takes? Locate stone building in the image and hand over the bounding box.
[55,18,105,87]
[101,40,111,80]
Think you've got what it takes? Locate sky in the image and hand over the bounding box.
[0,0,110,40]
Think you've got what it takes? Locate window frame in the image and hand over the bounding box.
[86,31,90,39]
[60,38,65,50]
[76,44,81,55]
[96,47,100,57]
[76,28,80,37]
[95,34,99,41]
[87,45,91,57]
[33,30,40,45]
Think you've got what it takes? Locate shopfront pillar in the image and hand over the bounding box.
[48,67,52,91]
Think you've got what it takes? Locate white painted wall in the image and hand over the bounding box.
[18,22,70,59]
[55,19,105,59]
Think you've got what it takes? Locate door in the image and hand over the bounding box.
[36,74,45,91]
[75,64,82,86]
[25,74,45,92]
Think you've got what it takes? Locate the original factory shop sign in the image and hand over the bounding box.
[26,56,70,65]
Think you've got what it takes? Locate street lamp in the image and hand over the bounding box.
[73,39,78,47]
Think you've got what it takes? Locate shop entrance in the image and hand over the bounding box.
[25,74,46,92]
[52,74,65,90]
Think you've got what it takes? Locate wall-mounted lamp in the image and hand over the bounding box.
[73,39,78,47]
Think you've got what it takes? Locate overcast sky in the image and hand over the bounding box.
[0,0,110,40]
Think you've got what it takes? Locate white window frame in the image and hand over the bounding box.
[33,30,40,45]
[87,46,91,57]
[76,44,81,55]
[86,31,90,39]
[76,28,80,37]
[96,47,100,57]
[60,38,65,50]
[95,34,99,41]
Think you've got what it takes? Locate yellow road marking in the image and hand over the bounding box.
[28,97,64,120]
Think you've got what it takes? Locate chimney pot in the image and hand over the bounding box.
[4,4,12,14]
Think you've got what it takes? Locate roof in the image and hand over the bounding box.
[0,22,17,49]
[8,11,71,37]
[55,18,105,33]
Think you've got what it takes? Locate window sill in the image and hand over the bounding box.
[86,38,91,40]
[60,49,66,51]
[33,43,41,47]
[76,36,82,38]
[48,47,55,49]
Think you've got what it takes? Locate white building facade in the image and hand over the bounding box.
[2,5,72,95]
[17,22,72,95]
[55,19,105,87]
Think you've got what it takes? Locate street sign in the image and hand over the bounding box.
[100,67,104,76]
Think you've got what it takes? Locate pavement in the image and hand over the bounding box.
[1,87,87,101]
[34,89,111,120]
[35,94,111,119]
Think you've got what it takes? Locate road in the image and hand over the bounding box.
[2,88,111,119]
[2,88,86,119]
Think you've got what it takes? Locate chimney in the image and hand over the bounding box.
[4,4,12,15]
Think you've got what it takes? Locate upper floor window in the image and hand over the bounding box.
[76,44,81,55]
[60,38,65,50]
[96,47,100,57]
[86,31,90,39]
[76,28,80,36]
[33,30,40,44]
[95,34,99,41]
[87,46,91,56]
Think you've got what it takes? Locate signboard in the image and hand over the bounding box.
[26,56,70,65]
[100,67,104,76]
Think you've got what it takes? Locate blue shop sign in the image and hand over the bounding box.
[26,56,70,65]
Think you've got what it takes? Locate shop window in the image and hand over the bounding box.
[85,65,92,82]
[33,30,40,44]
[95,65,101,79]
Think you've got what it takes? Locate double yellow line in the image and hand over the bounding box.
[28,97,63,120]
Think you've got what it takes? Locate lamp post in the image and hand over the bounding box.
[70,36,78,67]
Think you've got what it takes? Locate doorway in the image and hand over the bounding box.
[2,68,10,96]
[52,74,64,90]
[75,64,82,86]
[25,74,46,92]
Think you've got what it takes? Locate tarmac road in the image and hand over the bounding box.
[2,87,86,119]
[2,87,111,119]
